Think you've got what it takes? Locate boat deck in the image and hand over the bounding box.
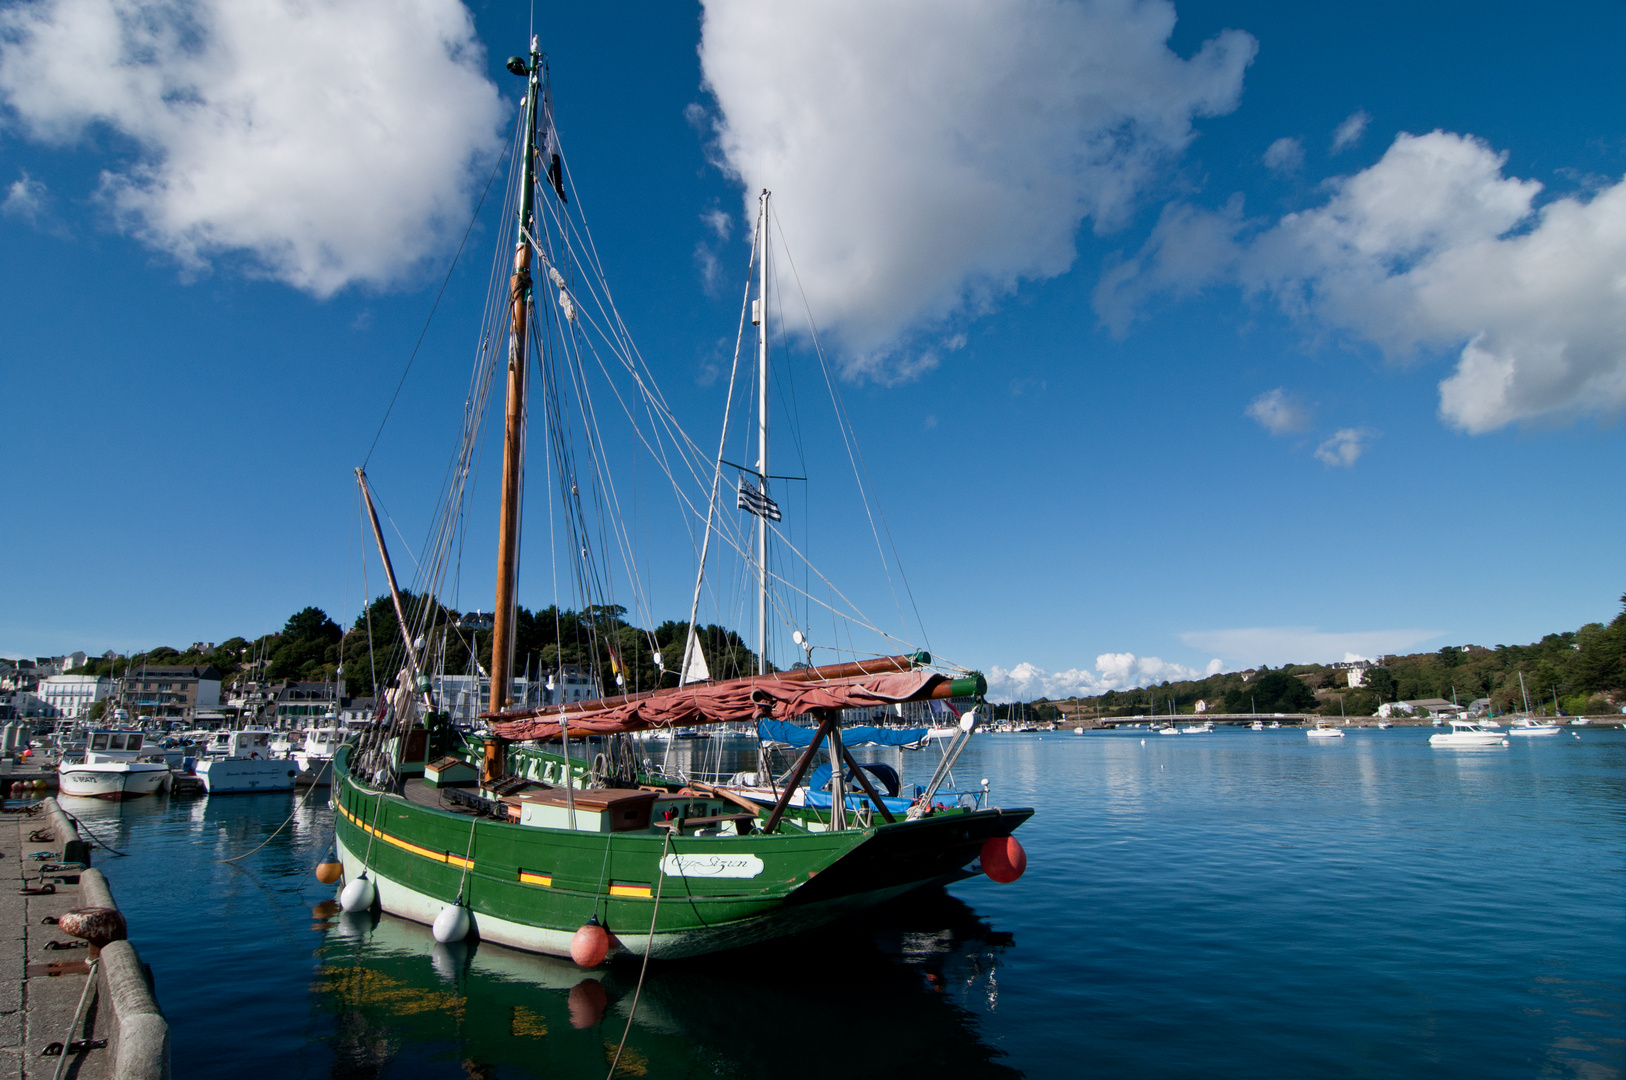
[398,777,480,813]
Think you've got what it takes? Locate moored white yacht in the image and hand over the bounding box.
[293,726,348,786]
[1428,719,1509,747]
[1506,717,1561,736]
[57,730,170,800]
[196,727,298,793]
[1306,723,1345,739]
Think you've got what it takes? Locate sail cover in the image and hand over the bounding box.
[757,719,928,749]
[489,671,947,741]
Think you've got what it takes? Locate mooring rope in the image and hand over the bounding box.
[605,826,672,1080]
[56,807,128,858]
[451,811,479,903]
[218,759,329,864]
[50,956,100,1080]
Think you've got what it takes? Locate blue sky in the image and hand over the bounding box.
[2,1,1621,700]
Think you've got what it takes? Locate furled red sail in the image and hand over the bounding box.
[488,671,951,741]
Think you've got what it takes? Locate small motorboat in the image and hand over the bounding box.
[1506,717,1561,736]
[1306,723,1345,739]
[57,730,170,800]
[1251,720,1264,730]
[1376,719,1393,729]
[1429,720,1509,747]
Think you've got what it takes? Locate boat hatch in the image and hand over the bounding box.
[502,788,658,833]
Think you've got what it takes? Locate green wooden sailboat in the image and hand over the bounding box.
[330,36,1031,963]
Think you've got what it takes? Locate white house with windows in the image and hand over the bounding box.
[39,675,112,720]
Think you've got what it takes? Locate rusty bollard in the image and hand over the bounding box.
[57,907,126,960]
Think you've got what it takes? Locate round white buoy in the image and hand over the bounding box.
[433,903,471,943]
[340,876,376,913]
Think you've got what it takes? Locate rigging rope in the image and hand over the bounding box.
[605,825,672,1080]
[362,132,513,468]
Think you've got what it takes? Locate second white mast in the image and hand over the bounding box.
[755,189,770,676]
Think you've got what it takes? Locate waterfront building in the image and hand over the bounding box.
[340,697,376,724]
[120,664,222,722]
[274,681,341,725]
[38,674,112,720]
[430,664,601,726]
[550,664,600,705]
[3,691,46,719]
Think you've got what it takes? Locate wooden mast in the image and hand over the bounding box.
[490,38,543,717]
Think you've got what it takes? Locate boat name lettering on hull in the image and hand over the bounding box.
[661,853,764,879]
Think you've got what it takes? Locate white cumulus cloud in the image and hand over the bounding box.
[2,169,46,222]
[986,651,1223,702]
[1331,109,1369,153]
[1246,387,1311,433]
[1313,427,1373,466]
[1096,130,1626,432]
[697,0,1256,379]
[0,0,505,296]
[1263,136,1303,175]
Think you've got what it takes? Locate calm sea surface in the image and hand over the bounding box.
[47,727,1625,1078]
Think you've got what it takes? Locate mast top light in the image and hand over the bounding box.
[506,56,529,77]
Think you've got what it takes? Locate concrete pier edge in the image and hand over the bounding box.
[36,801,170,1080]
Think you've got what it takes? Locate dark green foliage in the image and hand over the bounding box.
[267,607,343,681]
[1222,669,1315,713]
[1364,667,1398,702]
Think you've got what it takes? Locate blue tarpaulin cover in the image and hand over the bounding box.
[757,719,928,748]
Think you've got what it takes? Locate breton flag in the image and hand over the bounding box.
[736,478,782,521]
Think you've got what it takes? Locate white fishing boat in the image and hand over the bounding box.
[56,730,170,800]
[196,727,298,793]
[1306,723,1345,739]
[1180,721,1214,734]
[1250,720,1264,730]
[1428,720,1509,747]
[293,726,347,785]
[1506,717,1561,736]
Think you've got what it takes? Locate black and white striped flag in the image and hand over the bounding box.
[736,478,782,521]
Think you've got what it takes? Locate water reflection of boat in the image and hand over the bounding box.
[313,889,1020,1079]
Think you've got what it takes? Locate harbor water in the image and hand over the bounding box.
[47,727,1624,1078]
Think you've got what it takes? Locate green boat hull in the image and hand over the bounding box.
[332,744,1032,960]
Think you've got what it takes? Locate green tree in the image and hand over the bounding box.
[1364,667,1397,702]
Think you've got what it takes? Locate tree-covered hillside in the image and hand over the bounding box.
[1043,594,1626,720]
[70,597,760,700]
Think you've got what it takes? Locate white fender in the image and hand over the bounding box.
[432,903,471,943]
[340,876,376,913]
